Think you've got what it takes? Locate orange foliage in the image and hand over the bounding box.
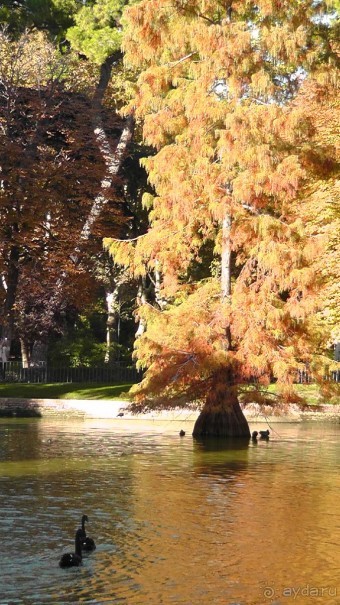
[115,0,339,409]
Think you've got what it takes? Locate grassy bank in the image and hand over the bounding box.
[0,382,134,400]
[0,382,337,405]
[267,383,339,406]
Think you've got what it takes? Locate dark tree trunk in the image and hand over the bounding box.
[1,243,20,349]
[192,371,250,438]
[193,211,251,439]
[193,400,250,438]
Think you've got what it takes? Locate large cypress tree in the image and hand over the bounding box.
[106,0,339,436]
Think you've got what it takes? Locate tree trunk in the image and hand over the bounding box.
[135,276,148,337]
[50,54,134,308]
[1,243,20,352]
[193,213,251,438]
[104,289,119,362]
[154,260,167,310]
[193,400,250,438]
[221,212,232,349]
[192,371,250,438]
[221,213,231,299]
[20,338,31,368]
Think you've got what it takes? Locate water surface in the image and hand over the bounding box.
[0,418,339,605]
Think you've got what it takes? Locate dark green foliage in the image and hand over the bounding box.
[47,307,134,367]
[0,0,79,39]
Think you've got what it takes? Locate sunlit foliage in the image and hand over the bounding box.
[105,0,339,410]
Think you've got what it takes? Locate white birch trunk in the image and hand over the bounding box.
[105,289,119,362]
[135,277,148,338]
[77,116,134,249]
[51,54,134,304]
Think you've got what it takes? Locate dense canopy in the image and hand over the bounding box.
[105,0,339,434]
[0,0,338,433]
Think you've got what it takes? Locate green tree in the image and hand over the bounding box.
[67,0,127,64]
[0,0,79,38]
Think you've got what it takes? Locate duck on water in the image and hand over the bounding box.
[59,529,83,568]
[79,514,96,552]
[252,430,270,441]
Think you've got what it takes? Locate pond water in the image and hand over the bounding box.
[0,417,339,605]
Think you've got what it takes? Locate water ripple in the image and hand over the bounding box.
[0,420,339,604]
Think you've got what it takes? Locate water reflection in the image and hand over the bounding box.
[0,419,339,604]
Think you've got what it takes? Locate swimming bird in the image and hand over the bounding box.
[179,430,186,437]
[259,430,270,439]
[251,431,258,441]
[59,529,83,568]
[80,514,96,551]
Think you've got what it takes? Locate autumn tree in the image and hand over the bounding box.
[296,76,340,378]
[106,0,339,436]
[66,0,155,353]
[0,29,130,363]
[0,1,149,366]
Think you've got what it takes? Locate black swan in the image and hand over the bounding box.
[80,514,96,551]
[259,430,270,439]
[251,431,258,440]
[59,529,83,568]
[179,430,186,436]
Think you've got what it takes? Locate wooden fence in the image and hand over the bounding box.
[0,361,142,384]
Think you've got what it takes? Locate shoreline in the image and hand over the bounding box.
[0,397,339,424]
